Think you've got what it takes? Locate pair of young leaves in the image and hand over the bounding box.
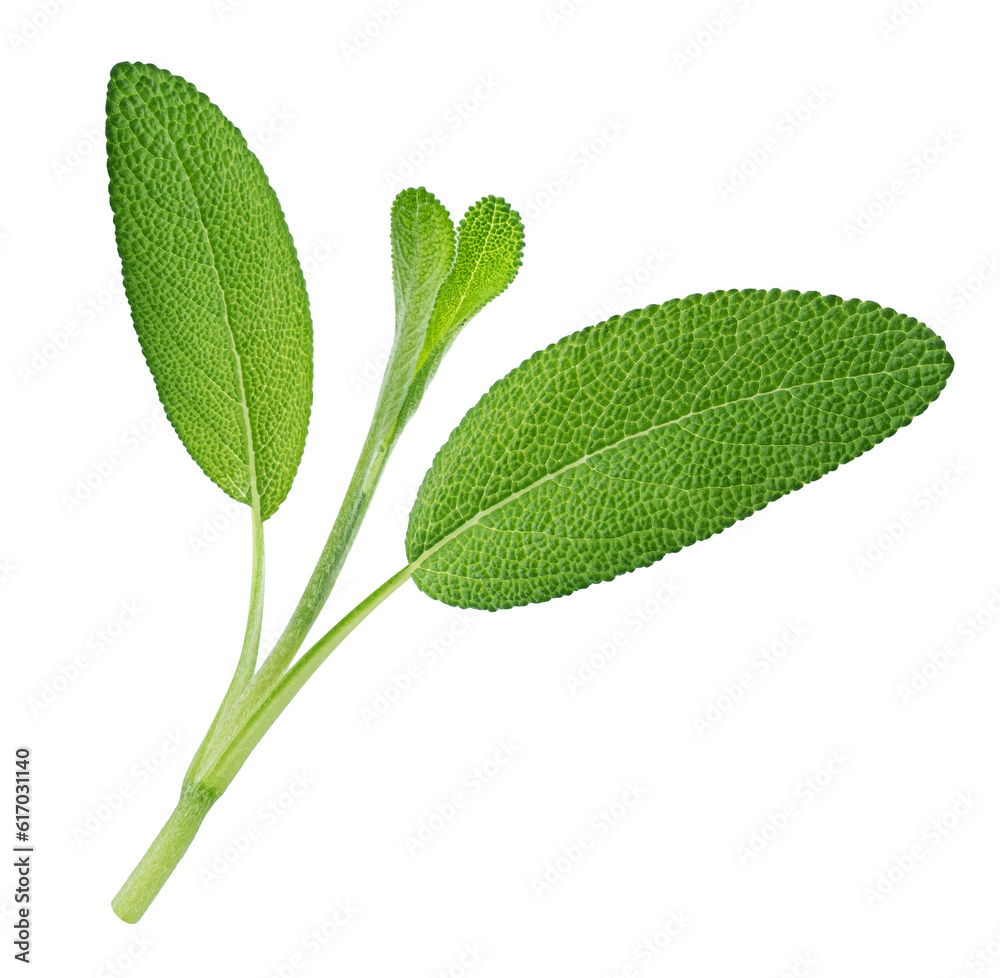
[107,62,953,618]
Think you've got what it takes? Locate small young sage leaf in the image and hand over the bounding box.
[398,195,524,428]
[377,188,456,436]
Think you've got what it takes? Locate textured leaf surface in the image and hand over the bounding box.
[399,196,523,424]
[379,188,455,430]
[406,289,953,610]
[106,62,312,519]
[420,195,523,363]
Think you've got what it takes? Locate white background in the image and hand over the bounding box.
[2,0,998,975]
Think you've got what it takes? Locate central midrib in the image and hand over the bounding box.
[409,364,916,572]
[141,92,260,510]
[424,201,501,353]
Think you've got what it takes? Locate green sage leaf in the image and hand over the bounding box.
[377,188,456,434]
[406,289,953,610]
[106,61,313,519]
[398,195,523,425]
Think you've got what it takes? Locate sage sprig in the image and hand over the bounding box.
[104,62,952,923]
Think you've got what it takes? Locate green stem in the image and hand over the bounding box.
[111,780,217,924]
[185,497,265,784]
[198,563,414,797]
[115,342,415,919]
[249,410,398,696]
[111,565,413,922]
[224,495,266,703]
[200,332,413,779]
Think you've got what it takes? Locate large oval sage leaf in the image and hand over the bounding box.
[106,62,312,519]
[406,289,953,610]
